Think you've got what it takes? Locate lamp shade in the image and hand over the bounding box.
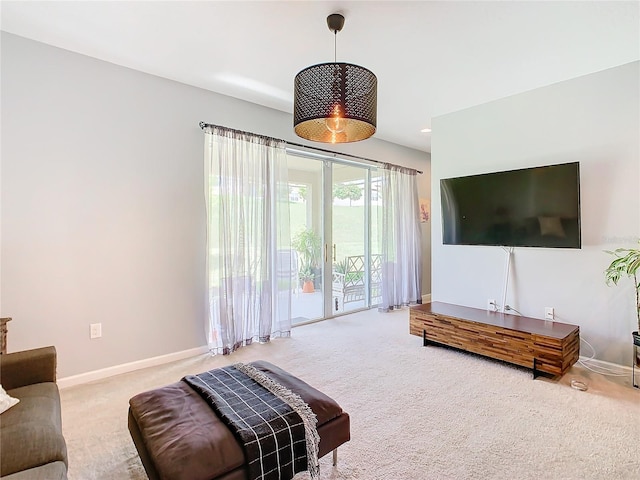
[294,62,377,143]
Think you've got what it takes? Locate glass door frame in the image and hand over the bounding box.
[322,160,332,317]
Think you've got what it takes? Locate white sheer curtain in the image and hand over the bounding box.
[203,125,291,354]
[379,165,422,311]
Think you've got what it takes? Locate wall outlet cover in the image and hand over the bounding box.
[90,323,102,339]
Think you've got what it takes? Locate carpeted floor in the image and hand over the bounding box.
[60,308,640,480]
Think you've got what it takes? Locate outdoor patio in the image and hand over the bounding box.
[290,288,373,324]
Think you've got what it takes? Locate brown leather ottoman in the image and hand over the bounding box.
[128,361,350,480]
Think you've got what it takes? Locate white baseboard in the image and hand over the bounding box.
[578,355,633,374]
[421,293,432,304]
[58,345,209,389]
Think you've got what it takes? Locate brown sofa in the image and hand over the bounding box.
[0,346,68,479]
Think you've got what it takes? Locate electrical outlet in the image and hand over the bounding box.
[90,323,102,339]
[544,307,554,320]
[487,299,496,311]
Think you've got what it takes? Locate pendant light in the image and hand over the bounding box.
[294,13,377,144]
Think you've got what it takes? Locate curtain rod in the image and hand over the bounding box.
[199,122,423,175]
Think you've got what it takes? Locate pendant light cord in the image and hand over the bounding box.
[334,30,337,63]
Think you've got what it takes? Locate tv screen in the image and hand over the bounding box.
[441,162,581,248]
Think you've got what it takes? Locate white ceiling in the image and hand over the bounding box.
[2,1,639,153]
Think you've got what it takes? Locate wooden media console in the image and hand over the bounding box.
[410,302,580,378]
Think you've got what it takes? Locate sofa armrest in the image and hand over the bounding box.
[0,346,57,390]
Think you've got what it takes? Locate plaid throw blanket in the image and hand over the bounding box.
[183,363,319,480]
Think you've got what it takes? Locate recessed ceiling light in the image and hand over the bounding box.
[420,128,431,133]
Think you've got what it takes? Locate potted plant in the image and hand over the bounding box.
[604,239,640,386]
[299,266,315,293]
[292,228,321,293]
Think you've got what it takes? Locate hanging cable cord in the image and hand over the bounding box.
[333,23,337,63]
[578,337,629,377]
[491,247,516,314]
[504,304,523,315]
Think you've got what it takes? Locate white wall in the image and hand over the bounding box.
[0,33,430,377]
[432,61,640,365]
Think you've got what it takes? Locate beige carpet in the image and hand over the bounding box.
[61,308,640,480]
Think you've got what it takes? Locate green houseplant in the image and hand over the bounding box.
[604,239,640,386]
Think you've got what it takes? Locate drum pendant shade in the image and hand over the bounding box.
[293,14,377,143]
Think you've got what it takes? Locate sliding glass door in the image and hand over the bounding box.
[287,152,379,324]
[331,165,366,313]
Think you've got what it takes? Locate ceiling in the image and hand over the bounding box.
[1,1,638,153]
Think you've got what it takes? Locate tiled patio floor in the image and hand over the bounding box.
[291,289,367,324]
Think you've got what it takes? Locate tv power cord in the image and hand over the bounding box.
[578,337,629,378]
[488,301,523,316]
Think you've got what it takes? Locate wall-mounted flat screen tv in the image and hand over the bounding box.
[441,162,581,248]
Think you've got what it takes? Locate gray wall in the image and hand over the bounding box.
[0,33,430,377]
[432,61,640,365]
